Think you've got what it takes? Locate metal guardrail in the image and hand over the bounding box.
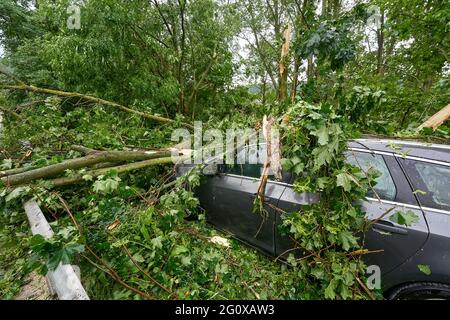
[23,199,89,300]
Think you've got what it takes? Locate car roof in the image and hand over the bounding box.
[348,138,450,163]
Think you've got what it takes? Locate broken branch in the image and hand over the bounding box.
[1,150,173,186]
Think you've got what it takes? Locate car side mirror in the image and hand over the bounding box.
[202,163,218,175]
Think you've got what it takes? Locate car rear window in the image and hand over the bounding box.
[403,160,450,211]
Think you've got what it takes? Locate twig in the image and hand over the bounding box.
[54,194,155,300]
[117,238,176,298]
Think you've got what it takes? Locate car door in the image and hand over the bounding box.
[196,147,286,255]
[348,151,429,275]
[397,158,450,280]
[275,149,429,275]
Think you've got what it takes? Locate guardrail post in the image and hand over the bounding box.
[23,199,90,300]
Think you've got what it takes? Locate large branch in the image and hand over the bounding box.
[1,150,173,186]
[48,156,188,187]
[418,103,450,132]
[0,83,193,129]
[0,165,36,178]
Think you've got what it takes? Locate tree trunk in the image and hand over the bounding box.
[1,150,172,186]
[262,73,267,105]
[307,57,314,82]
[290,57,300,103]
[48,156,187,187]
[376,9,385,76]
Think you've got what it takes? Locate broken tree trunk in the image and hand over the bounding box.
[278,24,292,102]
[48,156,188,187]
[418,103,450,132]
[0,165,37,178]
[1,149,173,186]
[70,145,97,155]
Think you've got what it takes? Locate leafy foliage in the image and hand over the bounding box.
[278,101,377,299]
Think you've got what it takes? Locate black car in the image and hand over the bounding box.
[176,138,450,299]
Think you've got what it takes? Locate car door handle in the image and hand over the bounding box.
[372,222,408,235]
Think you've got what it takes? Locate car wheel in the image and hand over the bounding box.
[388,282,450,300]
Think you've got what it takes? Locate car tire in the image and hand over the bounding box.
[388,282,450,300]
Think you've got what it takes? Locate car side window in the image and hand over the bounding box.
[403,160,450,211]
[345,151,397,201]
[223,144,278,180]
[224,163,263,178]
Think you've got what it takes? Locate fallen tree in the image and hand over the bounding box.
[47,155,188,187]
[1,149,176,186]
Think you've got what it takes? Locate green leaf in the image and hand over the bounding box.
[312,145,332,169]
[316,177,330,189]
[82,174,93,181]
[93,177,121,194]
[1,159,13,170]
[336,173,353,192]
[281,158,293,170]
[151,236,163,249]
[286,254,297,267]
[313,125,329,145]
[389,210,419,227]
[181,255,191,266]
[172,245,188,256]
[324,280,337,299]
[5,187,29,202]
[293,162,305,175]
[64,243,85,256]
[132,253,145,263]
[413,189,427,195]
[418,264,431,275]
[29,234,47,251]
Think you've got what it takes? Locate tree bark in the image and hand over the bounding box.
[290,57,301,103]
[376,9,385,76]
[48,156,188,187]
[1,150,173,186]
[418,103,450,132]
[278,24,292,102]
[0,165,36,178]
